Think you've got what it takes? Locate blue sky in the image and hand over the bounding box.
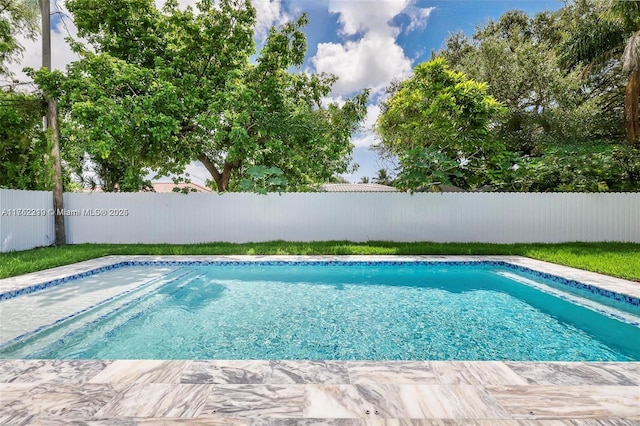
[11,0,564,186]
[284,0,564,183]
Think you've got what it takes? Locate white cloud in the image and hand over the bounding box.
[310,0,423,97]
[313,33,412,96]
[362,103,380,132]
[351,131,377,148]
[252,0,289,40]
[329,0,409,37]
[5,3,80,83]
[405,6,435,33]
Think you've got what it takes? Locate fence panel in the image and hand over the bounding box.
[62,192,640,244]
[0,189,54,252]
[2,189,638,252]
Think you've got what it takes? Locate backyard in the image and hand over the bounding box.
[1,0,640,422]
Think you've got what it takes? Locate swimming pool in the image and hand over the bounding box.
[1,258,639,361]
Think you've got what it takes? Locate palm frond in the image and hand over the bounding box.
[607,0,640,33]
[623,31,640,73]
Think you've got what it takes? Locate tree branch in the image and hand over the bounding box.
[197,153,223,190]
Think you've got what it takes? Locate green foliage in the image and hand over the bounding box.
[42,0,368,193]
[432,2,640,191]
[0,91,52,190]
[558,0,626,70]
[376,58,510,191]
[506,143,640,192]
[327,174,349,184]
[238,165,288,194]
[394,148,461,192]
[558,0,640,144]
[29,52,186,192]
[612,145,640,184]
[372,168,392,186]
[0,0,39,76]
[514,154,613,192]
[442,9,593,154]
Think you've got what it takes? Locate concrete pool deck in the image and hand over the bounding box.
[1,256,639,424]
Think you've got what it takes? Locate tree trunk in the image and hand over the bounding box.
[49,99,66,245]
[198,154,224,191]
[42,0,65,245]
[221,160,240,191]
[197,154,240,192]
[625,69,640,145]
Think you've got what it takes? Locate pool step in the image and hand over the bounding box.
[0,268,205,358]
[50,270,208,358]
[496,271,640,326]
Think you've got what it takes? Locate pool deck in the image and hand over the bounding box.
[1,256,639,424]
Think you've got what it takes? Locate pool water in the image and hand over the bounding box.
[1,262,639,361]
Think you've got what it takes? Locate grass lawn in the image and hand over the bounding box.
[0,241,638,282]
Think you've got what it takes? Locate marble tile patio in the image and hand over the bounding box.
[0,360,639,424]
[1,256,639,424]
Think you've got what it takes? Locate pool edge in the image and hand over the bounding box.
[2,255,639,302]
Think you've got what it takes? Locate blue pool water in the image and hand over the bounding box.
[1,262,639,361]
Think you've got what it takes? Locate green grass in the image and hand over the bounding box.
[0,241,638,282]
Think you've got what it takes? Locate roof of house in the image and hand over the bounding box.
[80,182,212,193]
[150,182,212,193]
[318,183,399,192]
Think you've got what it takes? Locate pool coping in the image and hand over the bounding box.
[1,256,639,423]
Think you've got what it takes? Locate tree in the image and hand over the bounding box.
[0,90,51,189]
[372,168,392,186]
[441,10,592,154]
[327,174,349,184]
[559,0,640,144]
[0,0,39,77]
[375,58,510,191]
[33,0,368,192]
[435,1,640,192]
[0,2,50,190]
[32,53,188,192]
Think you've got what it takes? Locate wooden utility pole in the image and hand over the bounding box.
[41,0,66,245]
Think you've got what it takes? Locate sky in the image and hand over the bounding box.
[6,0,563,186]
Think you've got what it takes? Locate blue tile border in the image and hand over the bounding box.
[0,263,127,301]
[1,260,638,308]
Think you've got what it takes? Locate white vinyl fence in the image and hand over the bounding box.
[1,189,639,252]
[0,189,55,252]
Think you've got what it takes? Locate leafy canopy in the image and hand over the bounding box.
[433,2,640,192]
[31,0,368,192]
[558,0,640,144]
[0,91,51,189]
[376,58,509,191]
[442,9,596,154]
[0,0,39,77]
